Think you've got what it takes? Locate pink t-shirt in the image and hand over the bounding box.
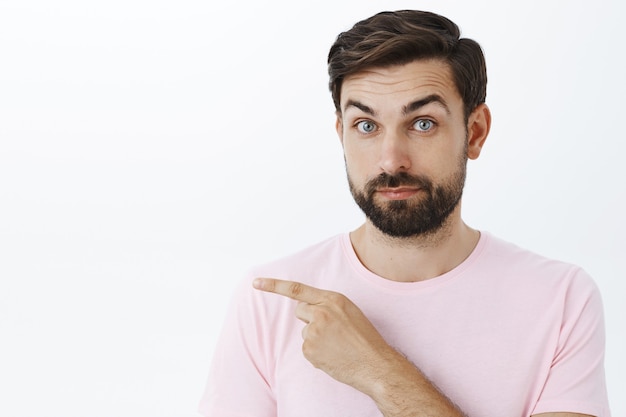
[199,232,610,417]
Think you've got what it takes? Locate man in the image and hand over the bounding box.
[199,10,610,417]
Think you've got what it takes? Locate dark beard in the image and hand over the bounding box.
[348,160,466,238]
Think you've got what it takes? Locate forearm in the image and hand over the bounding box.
[364,349,467,417]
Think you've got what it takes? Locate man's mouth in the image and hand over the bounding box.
[376,187,421,200]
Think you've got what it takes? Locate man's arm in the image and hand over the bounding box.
[253,277,466,417]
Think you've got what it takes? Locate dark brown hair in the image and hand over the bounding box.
[328,10,487,120]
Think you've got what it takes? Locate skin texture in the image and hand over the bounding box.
[253,60,594,417]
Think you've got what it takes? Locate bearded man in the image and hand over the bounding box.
[199,10,610,417]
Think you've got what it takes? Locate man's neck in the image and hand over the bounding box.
[349,209,480,283]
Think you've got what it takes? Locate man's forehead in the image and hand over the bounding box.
[339,60,459,112]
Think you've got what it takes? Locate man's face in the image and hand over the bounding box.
[336,59,471,238]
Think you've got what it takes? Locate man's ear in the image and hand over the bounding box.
[335,113,344,146]
[466,103,491,160]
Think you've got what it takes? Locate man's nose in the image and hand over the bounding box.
[379,131,411,175]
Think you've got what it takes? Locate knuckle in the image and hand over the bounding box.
[301,341,318,365]
[289,282,304,297]
[327,291,346,306]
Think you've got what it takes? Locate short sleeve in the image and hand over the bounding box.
[198,275,277,417]
[532,268,611,417]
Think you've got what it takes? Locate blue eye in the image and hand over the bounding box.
[414,119,434,131]
[356,120,376,133]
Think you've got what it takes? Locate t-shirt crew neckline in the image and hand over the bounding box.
[339,231,490,293]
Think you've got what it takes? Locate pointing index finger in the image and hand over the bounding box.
[253,278,324,304]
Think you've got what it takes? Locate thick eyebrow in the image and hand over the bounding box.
[344,94,451,117]
[344,99,377,117]
[403,94,451,116]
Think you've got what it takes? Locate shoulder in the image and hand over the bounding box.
[477,232,602,305]
[234,233,351,291]
[227,233,350,326]
[480,232,594,282]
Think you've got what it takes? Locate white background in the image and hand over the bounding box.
[1,0,624,416]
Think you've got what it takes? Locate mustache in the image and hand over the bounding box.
[364,172,433,195]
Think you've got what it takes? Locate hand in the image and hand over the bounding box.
[253,278,468,417]
[253,278,394,393]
